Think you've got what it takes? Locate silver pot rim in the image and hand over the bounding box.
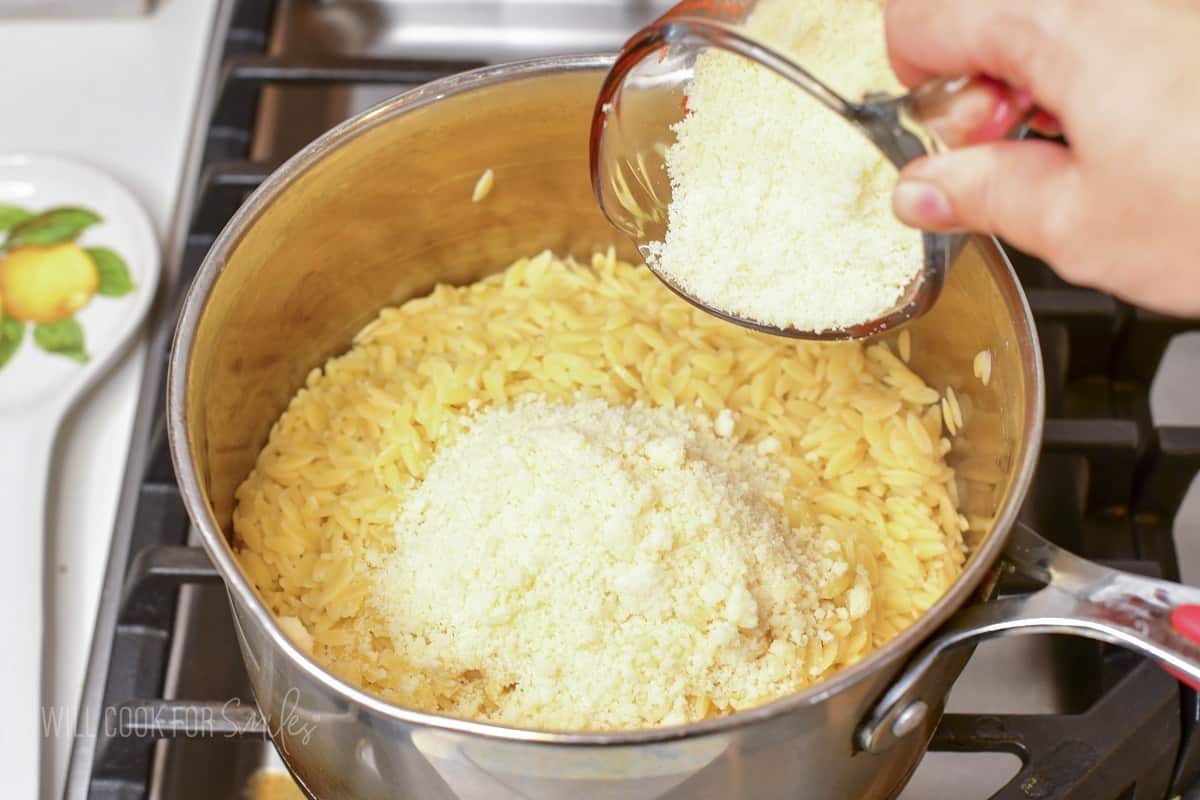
[166,52,1047,746]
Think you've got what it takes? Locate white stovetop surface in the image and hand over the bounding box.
[0,1,219,796]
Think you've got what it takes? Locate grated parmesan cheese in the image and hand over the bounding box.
[374,396,867,730]
[647,0,922,333]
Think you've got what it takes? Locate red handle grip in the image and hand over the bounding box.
[912,76,1059,149]
[1168,604,1200,690]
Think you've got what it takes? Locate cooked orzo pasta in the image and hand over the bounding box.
[232,249,967,730]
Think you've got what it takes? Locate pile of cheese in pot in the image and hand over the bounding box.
[378,397,866,728]
[233,250,969,732]
[646,0,922,333]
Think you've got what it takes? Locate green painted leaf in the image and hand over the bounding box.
[33,318,88,363]
[0,314,23,368]
[7,207,102,248]
[0,204,32,234]
[88,248,134,296]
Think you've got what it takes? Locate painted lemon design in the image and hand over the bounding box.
[0,243,99,323]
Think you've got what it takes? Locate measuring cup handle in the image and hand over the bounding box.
[906,76,1041,151]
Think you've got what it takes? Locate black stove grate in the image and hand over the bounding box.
[64,1,1200,797]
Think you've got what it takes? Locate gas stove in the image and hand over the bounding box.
[62,2,1200,798]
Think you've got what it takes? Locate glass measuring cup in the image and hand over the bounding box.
[589,0,1037,340]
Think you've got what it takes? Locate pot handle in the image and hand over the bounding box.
[856,521,1200,754]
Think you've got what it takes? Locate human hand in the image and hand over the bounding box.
[886,0,1200,317]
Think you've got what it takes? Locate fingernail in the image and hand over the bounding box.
[893,180,955,228]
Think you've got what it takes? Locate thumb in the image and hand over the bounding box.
[891,140,1079,259]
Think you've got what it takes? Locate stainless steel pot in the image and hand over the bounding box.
[166,55,1200,800]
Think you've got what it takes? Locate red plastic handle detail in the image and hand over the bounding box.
[964,78,1034,144]
[1167,604,1200,690]
[1172,604,1200,642]
[912,76,1043,150]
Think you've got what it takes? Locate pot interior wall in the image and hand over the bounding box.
[184,64,1036,586]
